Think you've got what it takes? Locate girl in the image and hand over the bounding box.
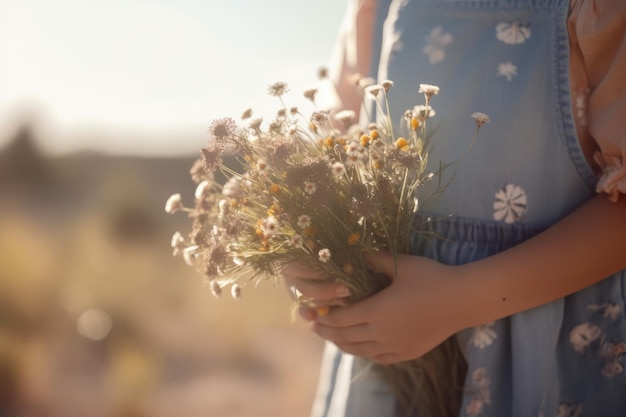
[283,0,626,416]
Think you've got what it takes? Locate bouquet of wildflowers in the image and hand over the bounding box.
[165,77,488,416]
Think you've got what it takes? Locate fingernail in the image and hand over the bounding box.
[336,286,351,297]
[317,306,330,317]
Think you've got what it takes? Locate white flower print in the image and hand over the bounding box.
[602,360,624,377]
[465,398,485,417]
[557,403,583,417]
[423,27,453,65]
[497,61,518,81]
[496,21,531,45]
[470,322,498,349]
[493,184,527,224]
[466,367,491,416]
[569,322,603,353]
[587,302,622,320]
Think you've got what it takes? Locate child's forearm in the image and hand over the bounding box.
[457,194,626,328]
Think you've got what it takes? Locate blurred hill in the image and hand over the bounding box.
[0,125,323,417]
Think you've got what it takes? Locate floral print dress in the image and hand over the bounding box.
[310,0,626,416]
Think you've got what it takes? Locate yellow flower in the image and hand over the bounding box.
[347,232,361,246]
[395,137,409,151]
[337,137,347,146]
[323,136,334,148]
[370,129,379,139]
[360,134,370,147]
[270,184,281,193]
[411,117,420,130]
[309,122,318,133]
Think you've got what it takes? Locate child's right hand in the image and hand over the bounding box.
[281,262,352,321]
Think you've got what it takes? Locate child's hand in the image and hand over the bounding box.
[281,262,352,321]
[312,252,466,364]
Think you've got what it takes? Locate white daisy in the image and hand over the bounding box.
[318,248,331,263]
[496,21,531,45]
[331,162,346,178]
[261,216,280,236]
[222,176,241,197]
[290,234,304,248]
[304,182,317,195]
[471,112,490,127]
[297,215,311,229]
[493,184,527,224]
[418,83,440,98]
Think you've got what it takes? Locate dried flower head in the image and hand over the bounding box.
[209,117,237,142]
[381,80,394,92]
[209,279,222,298]
[165,193,183,214]
[365,84,384,97]
[268,82,289,97]
[303,88,318,102]
[317,67,328,79]
[334,110,356,126]
[318,248,331,263]
[297,215,312,229]
[471,112,491,127]
[230,283,242,299]
[241,108,253,120]
[195,180,210,200]
[418,84,440,99]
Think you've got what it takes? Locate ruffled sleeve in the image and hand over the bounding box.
[569,0,626,202]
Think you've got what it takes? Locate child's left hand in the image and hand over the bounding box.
[311,251,469,364]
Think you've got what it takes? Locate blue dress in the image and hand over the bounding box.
[311,1,626,416]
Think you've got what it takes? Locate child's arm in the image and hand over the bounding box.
[305,194,626,364]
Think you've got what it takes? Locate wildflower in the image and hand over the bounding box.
[171,231,185,255]
[318,248,331,263]
[182,245,199,266]
[311,110,329,124]
[303,87,318,102]
[290,234,304,248]
[347,232,361,246]
[471,112,491,127]
[261,216,280,236]
[297,215,312,229]
[395,137,409,150]
[360,134,371,146]
[231,284,242,299]
[381,80,394,92]
[268,82,289,97]
[411,117,420,130]
[257,159,268,174]
[248,117,263,131]
[270,184,281,194]
[413,105,437,121]
[364,84,384,97]
[418,84,440,99]
[304,182,317,195]
[165,193,183,213]
[369,129,379,139]
[241,108,253,119]
[331,162,346,178]
[201,145,224,173]
[342,263,354,275]
[209,279,222,298]
[208,117,237,142]
[334,110,355,126]
[323,136,334,148]
[223,177,241,197]
[195,180,210,200]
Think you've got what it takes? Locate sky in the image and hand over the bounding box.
[0,0,347,156]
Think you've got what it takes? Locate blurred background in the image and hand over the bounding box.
[0,1,346,415]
